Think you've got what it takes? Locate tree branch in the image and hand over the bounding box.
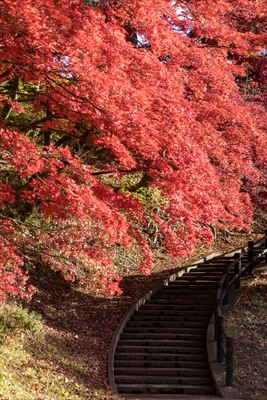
[2,77,20,120]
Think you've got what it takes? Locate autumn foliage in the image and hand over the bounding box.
[1,0,267,298]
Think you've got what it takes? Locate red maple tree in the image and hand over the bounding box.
[1,0,267,298]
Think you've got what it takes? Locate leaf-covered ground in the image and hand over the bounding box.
[0,226,266,399]
[227,268,267,400]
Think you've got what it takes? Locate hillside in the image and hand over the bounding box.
[0,221,266,399]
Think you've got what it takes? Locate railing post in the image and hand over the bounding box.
[223,265,229,305]
[215,282,223,341]
[217,315,224,363]
[234,253,241,290]
[218,281,222,312]
[248,241,254,275]
[215,298,220,341]
[226,336,234,387]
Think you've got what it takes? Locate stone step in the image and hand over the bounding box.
[116,383,216,395]
[184,271,235,277]
[123,327,207,335]
[167,282,218,289]
[172,277,221,281]
[126,321,208,328]
[146,299,214,305]
[116,346,207,354]
[253,247,265,253]
[150,294,215,300]
[114,367,211,377]
[153,290,215,296]
[182,267,223,278]
[204,256,235,266]
[200,262,233,267]
[171,280,218,284]
[117,339,205,347]
[132,309,211,317]
[194,263,227,267]
[155,289,216,295]
[115,376,213,385]
[194,264,235,269]
[130,316,210,323]
[180,275,221,281]
[120,333,206,341]
[114,360,209,369]
[130,309,209,318]
[167,279,219,284]
[185,270,223,274]
[140,304,214,311]
[114,353,208,361]
[136,310,212,317]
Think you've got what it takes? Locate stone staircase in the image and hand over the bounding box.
[109,237,267,399]
[111,256,236,398]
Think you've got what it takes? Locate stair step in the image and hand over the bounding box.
[130,315,210,322]
[137,309,212,315]
[153,291,215,297]
[173,277,221,281]
[177,271,222,276]
[145,299,215,305]
[114,360,209,368]
[185,271,234,277]
[114,367,211,377]
[156,289,216,295]
[204,257,235,262]
[151,295,215,300]
[200,263,232,268]
[123,326,207,334]
[180,276,221,281]
[195,264,235,269]
[116,346,207,354]
[120,333,206,340]
[126,321,208,328]
[253,247,265,252]
[115,376,213,385]
[184,272,235,277]
[161,281,217,286]
[117,339,205,347]
[140,304,214,311]
[172,279,217,284]
[185,270,222,274]
[192,264,225,268]
[168,282,217,289]
[114,353,208,361]
[163,281,218,286]
[138,303,214,310]
[116,383,216,395]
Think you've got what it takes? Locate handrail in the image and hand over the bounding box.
[214,230,267,387]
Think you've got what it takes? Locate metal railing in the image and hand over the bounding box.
[214,230,267,387]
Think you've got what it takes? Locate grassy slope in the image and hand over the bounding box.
[0,225,266,399]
